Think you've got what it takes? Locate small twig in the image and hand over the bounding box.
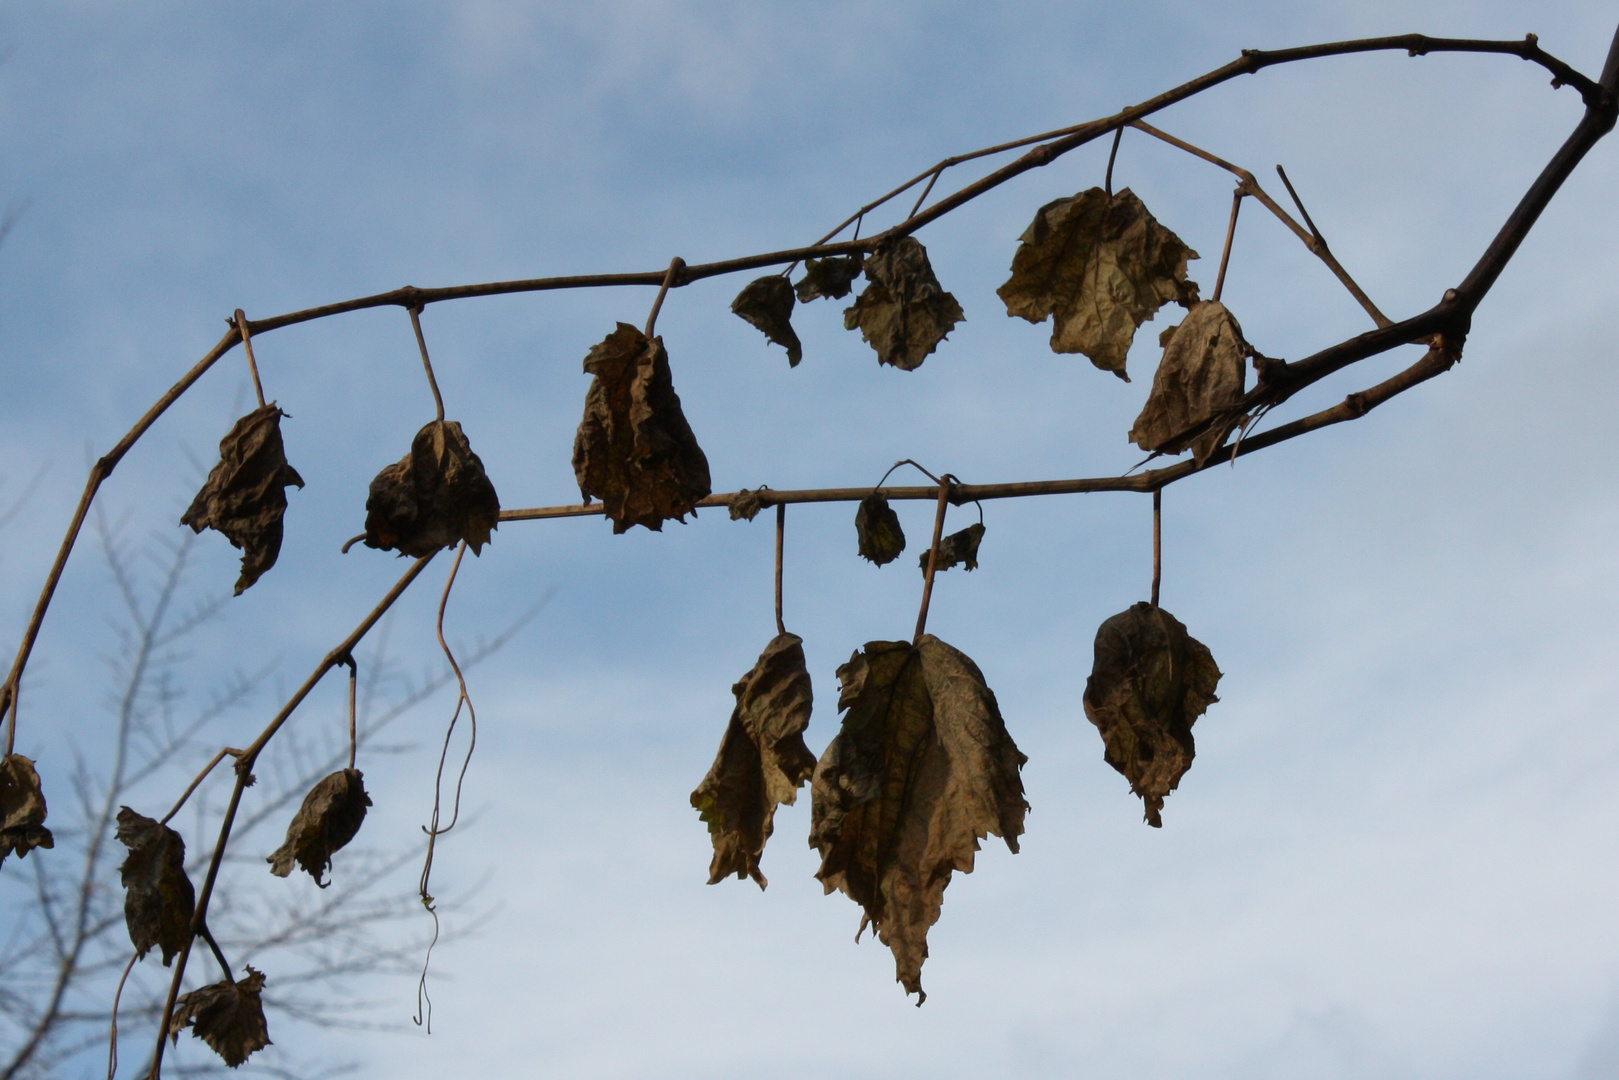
[407,305,446,423]
[106,952,137,1080]
[233,310,267,409]
[644,257,686,339]
[1212,188,1244,302]
[1151,489,1162,608]
[906,168,943,220]
[1105,125,1124,194]
[1275,164,1322,239]
[913,477,955,645]
[159,747,246,826]
[874,458,944,489]
[774,503,786,638]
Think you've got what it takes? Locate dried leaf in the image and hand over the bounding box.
[795,254,864,302]
[115,807,195,965]
[180,405,305,595]
[690,633,817,888]
[855,494,905,566]
[0,754,54,866]
[267,769,371,887]
[572,323,713,533]
[1129,301,1249,465]
[919,522,985,574]
[169,966,271,1068]
[363,419,500,557]
[1082,602,1221,827]
[810,635,1027,1002]
[731,275,802,366]
[843,236,964,370]
[728,488,765,522]
[998,187,1199,380]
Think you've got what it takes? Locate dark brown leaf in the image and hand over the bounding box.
[1129,301,1250,466]
[1083,602,1221,827]
[180,405,305,595]
[998,187,1199,380]
[728,488,765,522]
[855,494,905,566]
[811,635,1027,1002]
[690,633,817,888]
[169,966,271,1068]
[267,769,371,887]
[0,754,54,866]
[795,254,864,302]
[115,807,195,965]
[843,236,964,370]
[919,523,985,574]
[572,323,713,533]
[731,275,802,366]
[363,419,500,557]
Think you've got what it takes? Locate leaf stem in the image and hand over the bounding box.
[1151,488,1162,608]
[408,305,446,423]
[774,503,786,638]
[1105,125,1124,195]
[644,257,686,338]
[233,310,267,409]
[158,747,245,826]
[913,477,954,645]
[1211,188,1244,303]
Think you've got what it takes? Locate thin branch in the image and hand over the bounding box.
[159,748,245,827]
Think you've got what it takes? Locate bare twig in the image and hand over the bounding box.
[159,747,245,826]
[1211,188,1244,303]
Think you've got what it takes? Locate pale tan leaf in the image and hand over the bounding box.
[1129,300,1250,465]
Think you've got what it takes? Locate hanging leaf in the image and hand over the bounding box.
[919,522,985,574]
[115,807,195,965]
[731,276,803,367]
[1129,301,1250,466]
[0,754,54,866]
[796,254,864,302]
[843,236,964,371]
[168,966,271,1068]
[690,633,817,888]
[267,768,371,887]
[180,405,305,595]
[728,488,765,522]
[810,635,1027,1002]
[572,323,713,533]
[363,419,500,557]
[855,493,905,566]
[1083,602,1221,827]
[997,187,1199,380]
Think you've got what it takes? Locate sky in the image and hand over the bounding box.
[2,2,1619,1078]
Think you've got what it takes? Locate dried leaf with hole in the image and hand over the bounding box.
[810,636,1027,1002]
[180,405,305,595]
[1082,602,1221,827]
[796,254,864,302]
[573,323,713,533]
[115,807,195,965]
[919,522,984,574]
[728,488,765,521]
[843,236,964,370]
[0,754,54,866]
[363,419,500,557]
[731,275,802,366]
[268,768,371,887]
[855,493,905,565]
[998,187,1199,380]
[690,633,817,888]
[168,966,271,1068]
[1129,301,1250,465]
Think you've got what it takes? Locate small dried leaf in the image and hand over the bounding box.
[728,488,765,522]
[169,966,271,1068]
[180,405,305,595]
[919,522,985,574]
[795,254,864,302]
[1082,602,1221,827]
[843,236,964,371]
[690,633,817,888]
[115,807,195,965]
[998,187,1199,380]
[572,323,713,533]
[811,636,1027,1002]
[0,754,54,866]
[267,769,370,887]
[855,494,905,566]
[1129,301,1249,465]
[363,420,500,557]
[731,275,802,366]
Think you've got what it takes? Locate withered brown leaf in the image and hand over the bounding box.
[810,635,1027,1002]
[855,493,905,566]
[169,966,271,1068]
[919,522,985,574]
[1129,301,1250,466]
[572,323,712,533]
[267,768,370,887]
[363,419,500,557]
[728,488,765,522]
[731,275,803,367]
[180,405,305,595]
[843,236,964,370]
[998,187,1199,380]
[0,754,54,866]
[1083,602,1221,827]
[796,254,864,302]
[690,633,817,888]
[115,807,195,965]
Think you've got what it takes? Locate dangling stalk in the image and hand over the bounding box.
[408,305,446,423]
[774,503,786,637]
[1211,188,1244,302]
[644,256,686,338]
[341,653,359,771]
[1104,125,1124,195]
[913,478,954,645]
[1151,488,1163,608]
[233,309,267,409]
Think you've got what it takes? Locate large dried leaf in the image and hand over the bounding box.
[795,254,864,302]
[1082,602,1221,827]
[169,966,271,1068]
[810,635,1027,1002]
[572,323,713,533]
[855,494,905,566]
[0,754,54,866]
[267,768,371,887]
[919,523,984,574]
[363,419,500,557]
[731,275,802,367]
[180,405,305,595]
[1129,301,1250,465]
[116,807,195,965]
[843,236,964,371]
[998,187,1199,380]
[690,633,817,888]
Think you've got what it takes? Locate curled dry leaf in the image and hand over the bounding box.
[0,754,54,866]
[1129,301,1250,466]
[115,807,195,965]
[1082,602,1221,827]
[180,405,305,595]
[690,633,817,888]
[855,493,905,566]
[795,254,864,302]
[843,236,964,371]
[731,275,803,367]
[728,488,766,522]
[573,323,712,533]
[268,768,371,887]
[998,187,1199,380]
[363,420,500,557]
[810,635,1027,1002]
[169,966,271,1068]
[919,522,985,574]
